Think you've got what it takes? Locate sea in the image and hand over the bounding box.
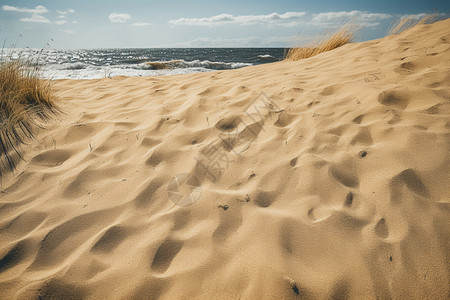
[2,48,285,79]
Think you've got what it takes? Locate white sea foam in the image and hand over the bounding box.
[42,66,213,80]
[2,48,282,79]
[41,59,252,79]
[256,54,278,61]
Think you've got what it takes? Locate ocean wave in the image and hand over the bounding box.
[256,54,278,62]
[119,58,151,64]
[55,62,89,70]
[47,59,252,73]
[41,65,213,80]
[144,59,252,70]
[3,48,284,79]
[38,52,275,79]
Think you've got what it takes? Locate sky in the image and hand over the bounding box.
[0,0,448,49]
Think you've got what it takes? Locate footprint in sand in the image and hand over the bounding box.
[352,114,364,124]
[389,168,429,204]
[394,61,416,75]
[306,100,321,108]
[378,89,409,110]
[253,190,277,208]
[289,157,298,168]
[329,164,359,188]
[150,238,183,273]
[215,116,241,132]
[344,192,354,207]
[374,218,389,238]
[307,206,333,223]
[274,111,295,127]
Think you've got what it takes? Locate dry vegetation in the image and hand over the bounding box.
[0,53,56,177]
[285,14,439,61]
[284,23,357,61]
[387,14,437,36]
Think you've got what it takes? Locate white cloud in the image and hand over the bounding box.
[57,9,75,15]
[169,11,306,26]
[109,13,131,23]
[59,29,75,34]
[55,8,75,25]
[163,35,297,47]
[2,5,48,14]
[399,13,429,20]
[20,14,51,23]
[2,4,51,23]
[312,10,392,27]
[72,21,78,24]
[132,22,153,26]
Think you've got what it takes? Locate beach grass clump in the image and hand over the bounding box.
[388,14,439,36]
[0,52,55,177]
[284,23,357,61]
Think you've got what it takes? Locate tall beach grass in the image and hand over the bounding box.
[284,23,358,61]
[387,14,439,36]
[0,45,56,177]
[285,14,442,61]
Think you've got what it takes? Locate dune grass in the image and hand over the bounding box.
[285,14,441,61]
[387,14,437,36]
[0,51,56,177]
[284,23,358,61]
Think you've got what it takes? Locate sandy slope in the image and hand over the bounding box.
[0,19,449,299]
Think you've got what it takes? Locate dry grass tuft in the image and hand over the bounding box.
[284,23,358,61]
[388,14,439,36]
[0,52,56,177]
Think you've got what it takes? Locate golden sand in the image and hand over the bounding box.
[0,19,449,299]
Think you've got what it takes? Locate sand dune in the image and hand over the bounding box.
[1,19,449,299]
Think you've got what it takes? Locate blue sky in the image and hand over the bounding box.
[0,0,448,48]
